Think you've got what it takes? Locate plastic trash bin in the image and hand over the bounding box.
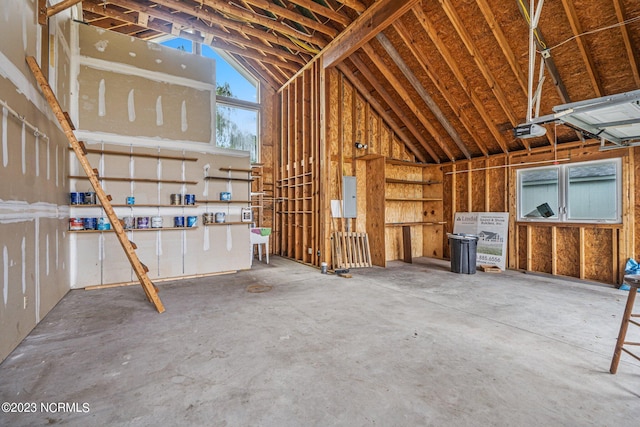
[448,233,478,274]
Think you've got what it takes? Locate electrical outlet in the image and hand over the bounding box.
[308,247,313,255]
[23,296,27,309]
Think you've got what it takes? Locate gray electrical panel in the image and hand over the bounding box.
[342,176,357,218]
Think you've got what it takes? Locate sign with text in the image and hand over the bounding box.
[453,212,509,270]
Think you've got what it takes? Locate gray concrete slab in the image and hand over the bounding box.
[1,256,639,426]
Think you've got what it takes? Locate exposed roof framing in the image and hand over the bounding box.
[66,0,640,163]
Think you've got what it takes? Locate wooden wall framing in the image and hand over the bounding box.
[442,143,637,285]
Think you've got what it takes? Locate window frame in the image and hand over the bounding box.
[517,158,622,224]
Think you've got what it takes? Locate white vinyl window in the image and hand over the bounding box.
[518,159,621,223]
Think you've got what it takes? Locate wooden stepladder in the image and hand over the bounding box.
[26,56,165,313]
[610,275,640,373]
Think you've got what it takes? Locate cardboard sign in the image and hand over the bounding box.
[453,212,509,270]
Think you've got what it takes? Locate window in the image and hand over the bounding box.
[202,46,260,163]
[159,38,261,162]
[517,159,621,223]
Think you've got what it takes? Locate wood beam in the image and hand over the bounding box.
[560,0,604,97]
[40,0,82,24]
[200,0,326,47]
[147,0,315,56]
[438,0,522,136]
[376,32,471,160]
[240,0,339,37]
[284,0,351,26]
[337,62,429,163]
[332,0,366,13]
[392,21,489,157]
[349,54,442,163]
[361,43,456,162]
[412,7,510,154]
[613,0,640,87]
[475,0,527,94]
[83,0,303,70]
[323,0,420,68]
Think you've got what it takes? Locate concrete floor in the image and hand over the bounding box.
[1,256,639,426]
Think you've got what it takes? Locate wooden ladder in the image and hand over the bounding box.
[610,275,640,373]
[26,56,165,313]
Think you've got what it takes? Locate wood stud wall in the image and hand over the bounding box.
[442,144,637,285]
[276,64,638,286]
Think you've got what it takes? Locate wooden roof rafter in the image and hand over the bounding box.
[238,0,340,37]
[438,0,529,149]
[349,53,442,163]
[283,0,352,27]
[82,0,303,70]
[148,0,316,59]
[337,62,430,163]
[198,0,327,46]
[560,0,605,97]
[613,0,640,87]
[391,20,490,157]
[376,32,472,160]
[361,42,456,162]
[411,7,510,154]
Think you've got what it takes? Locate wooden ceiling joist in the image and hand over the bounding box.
[334,0,367,14]
[322,0,421,68]
[39,0,83,24]
[337,63,429,163]
[350,54,442,163]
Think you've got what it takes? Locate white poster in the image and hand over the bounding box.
[453,212,509,270]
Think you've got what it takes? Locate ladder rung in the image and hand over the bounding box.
[92,168,99,178]
[107,194,113,202]
[78,141,88,155]
[141,263,149,273]
[623,341,640,346]
[629,319,640,327]
[153,284,159,293]
[130,241,137,250]
[63,112,75,130]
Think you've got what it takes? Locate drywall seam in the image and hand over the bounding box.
[98,79,106,117]
[35,134,39,177]
[0,52,55,123]
[79,56,215,92]
[34,218,40,322]
[69,16,80,126]
[0,200,68,223]
[155,96,163,126]
[127,89,135,122]
[2,107,7,167]
[20,237,25,295]
[3,246,8,307]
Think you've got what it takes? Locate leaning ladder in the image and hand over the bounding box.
[610,275,640,373]
[26,56,165,313]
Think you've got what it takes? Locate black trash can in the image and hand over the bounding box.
[448,233,478,274]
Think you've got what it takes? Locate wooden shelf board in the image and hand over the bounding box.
[70,226,200,233]
[205,176,254,182]
[385,198,443,202]
[72,147,198,161]
[71,204,200,208]
[69,176,198,185]
[385,158,434,167]
[219,167,253,173]
[385,178,442,185]
[204,222,252,226]
[199,200,251,204]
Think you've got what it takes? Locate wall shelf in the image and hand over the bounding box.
[385,178,442,185]
[204,222,252,226]
[198,200,251,204]
[71,147,198,162]
[219,167,253,173]
[69,227,199,233]
[69,176,198,185]
[385,221,447,227]
[385,198,443,202]
[205,176,253,182]
[70,204,200,208]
